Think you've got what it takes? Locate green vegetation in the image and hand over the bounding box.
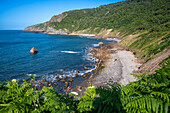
[26,0,170,61]
[0,57,169,112]
[14,0,170,112]
[34,23,45,30]
[25,23,46,31]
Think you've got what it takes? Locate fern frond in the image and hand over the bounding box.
[151,91,169,102]
[122,95,165,113]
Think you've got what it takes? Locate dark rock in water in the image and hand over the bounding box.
[65,82,69,87]
[30,47,38,54]
[42,79,46,82]
[54,83,58,85]
[34,32,39,34]
[76,70,80,73]
[38,82,41,85]
[61,79,66,83]
[75,74,80,77]
[64,76,68,79]
[83,75,88,80]
[98,42,103,45]
[56,76,59,79]
[57,78,61,81]
[84,66,88,70]
[68,78,73,82]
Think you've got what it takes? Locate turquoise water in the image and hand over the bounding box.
[0,30,113,82]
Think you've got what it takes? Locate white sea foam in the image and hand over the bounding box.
[38,47,98,84]
[61,51,80,54]
[26,74,37,76]
[93,44,99,47]
[84,65,97,73]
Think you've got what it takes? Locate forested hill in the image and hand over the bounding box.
[24,0,170,63]
[24,0,169,35]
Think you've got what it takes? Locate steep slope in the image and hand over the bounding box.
[24,0,170,64]
[24,22,48,31]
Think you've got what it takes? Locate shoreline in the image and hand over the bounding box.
[21,30,141,94]
[72,43,142,95]
[24,30,122,42]
[92,44,141,86]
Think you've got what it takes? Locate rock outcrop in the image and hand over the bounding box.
[30,47,38,54]
[49,13,67,23]
[46,27,69,35]
[98,42,103,45]
[24,13,67,32]
[24,22,48,31]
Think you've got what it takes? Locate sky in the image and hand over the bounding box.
[0,0,121,30]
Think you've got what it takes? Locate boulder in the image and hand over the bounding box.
[54,83,58,85]
[76,70,80,73]
[57,78,61,81]
[76,86,82,91]
[68,78,73,82]
[48,84,52,87]
[61,79,66,83]
[84,66,88,70]
[65,82,69,87]
[75,74,80,77]
[38,82,41,85]
[42,79,46,82]
[98,42,103,46]
[30,47,38,54]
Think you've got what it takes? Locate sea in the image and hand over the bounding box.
[0,30,114,85]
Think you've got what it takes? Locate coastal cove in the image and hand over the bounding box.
[0,0,169,112]
[0,30,114,85]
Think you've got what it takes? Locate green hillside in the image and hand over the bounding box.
[50,0,169,35]
[25,0,170,61]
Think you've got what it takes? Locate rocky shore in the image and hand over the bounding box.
[72,42,142,96]
[25,31,142,95]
